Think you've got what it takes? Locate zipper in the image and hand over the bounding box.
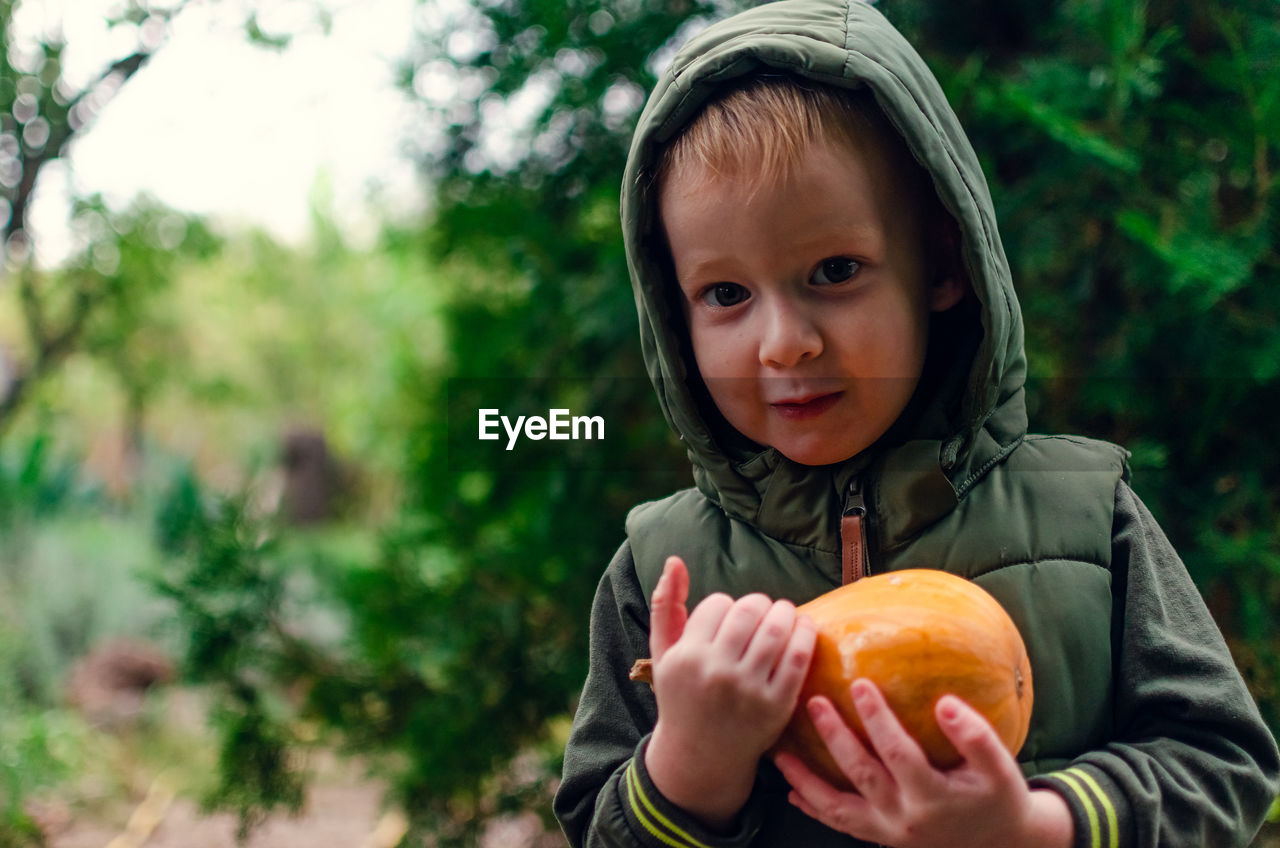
[840,476,869,584]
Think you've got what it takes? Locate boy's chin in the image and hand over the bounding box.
[773,442,864,467]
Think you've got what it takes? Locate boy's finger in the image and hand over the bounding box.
[713,593,775,660]
[774,751,874,837]
[935,695,1019,781]
[681,591,735,643]
[739,599,796,673]
[806,694,892,806]
[766,612,816,693]
[649,556,689,660]
[849,679,931,785]
[772,752,843,807]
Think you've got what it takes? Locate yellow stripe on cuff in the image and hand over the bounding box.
[624,762,714,848]
[1057,770,1103,848]
[1066,767,1119,848]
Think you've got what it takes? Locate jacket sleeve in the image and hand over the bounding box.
[1029,481,1280,848]
[554,542,764,848]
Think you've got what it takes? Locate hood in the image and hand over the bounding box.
[621,0,1028,550]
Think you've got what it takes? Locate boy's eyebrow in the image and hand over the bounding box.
[673,225,888,283]
[797,225,885,255]
[670,255,739,286]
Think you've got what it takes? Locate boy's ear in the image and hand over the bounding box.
[927,212,967,312]
[928,273,966,312]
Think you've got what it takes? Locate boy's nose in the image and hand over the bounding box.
[758,301,823,369]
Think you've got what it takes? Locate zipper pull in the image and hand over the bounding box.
[841,477,868,584]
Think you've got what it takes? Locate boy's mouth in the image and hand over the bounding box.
[770,392,842,420]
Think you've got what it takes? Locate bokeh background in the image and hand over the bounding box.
[1,0,1277,845]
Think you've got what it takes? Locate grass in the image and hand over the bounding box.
[0,512,177,708]
[0,457,190,843]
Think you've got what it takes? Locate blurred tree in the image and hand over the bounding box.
[1,0,165,248]
[1,0,189,434]
[0,0,307,437]
[62,195,220,484]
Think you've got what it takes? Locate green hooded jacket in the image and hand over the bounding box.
[554,2,1280,847]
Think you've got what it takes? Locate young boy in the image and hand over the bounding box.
[553,2,1280,847]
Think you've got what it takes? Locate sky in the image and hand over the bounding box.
[23,0,425,265]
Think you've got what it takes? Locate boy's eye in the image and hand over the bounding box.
[811,257,860,285]
[701,283,750,307]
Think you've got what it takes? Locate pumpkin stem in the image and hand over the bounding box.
[630,658,654,686]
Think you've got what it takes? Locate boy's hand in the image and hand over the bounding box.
[644,556,817,832]
[774,680,1073,848]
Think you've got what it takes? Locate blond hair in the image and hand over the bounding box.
[655,76,931,205]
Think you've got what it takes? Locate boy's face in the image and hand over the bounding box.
[660,138,962,467]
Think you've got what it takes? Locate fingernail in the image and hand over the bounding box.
[851,679,873,707]
[938,699,959,722]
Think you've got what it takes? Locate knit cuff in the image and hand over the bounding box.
[619,736,761,848]
[1030,764,1132,848]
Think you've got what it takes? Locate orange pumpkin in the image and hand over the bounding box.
[773,569,1033,788]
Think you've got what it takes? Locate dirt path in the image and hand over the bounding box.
[45,757,405,848]
[38,773,1280,848]
[34,683,1274,848]
[27,686,566,848]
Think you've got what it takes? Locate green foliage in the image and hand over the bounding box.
[151,494,309,837]
[0,500,174,706]
[61,195,223,424]
[156,462,681,842]
[0,429,81,526]
[173,213,442,484]
[0,701,87,848]
[0,455,170,845]
[205,703,306,842]
[135,0,1280,841]
[877,0,1280,721]
[0,633,68,847]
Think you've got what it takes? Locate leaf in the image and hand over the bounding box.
[1116,209,1259,301]
[993,80,1140,173]
[244,12,291,51]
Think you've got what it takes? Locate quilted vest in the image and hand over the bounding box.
[626,434,1130,777]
